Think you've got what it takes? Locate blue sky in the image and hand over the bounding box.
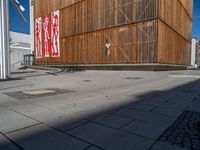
[10,0,200,39]
[9,0,30,34]
[193,0,200,39]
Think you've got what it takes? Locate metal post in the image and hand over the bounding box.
[30,0,34,55]
[0,0,10,79]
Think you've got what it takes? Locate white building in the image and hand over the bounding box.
[0,31,31,68]
[191,38,197,68]
[10,31,30,44]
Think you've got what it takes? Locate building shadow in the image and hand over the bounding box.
[0,78,200,150]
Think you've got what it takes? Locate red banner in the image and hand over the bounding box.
[35,17,42,58]
[43,14,51,57]
[51,10,60,57]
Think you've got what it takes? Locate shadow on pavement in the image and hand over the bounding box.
[0,78,200,150]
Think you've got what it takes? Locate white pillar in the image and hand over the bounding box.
[0,0,11,79]
[191,39,197,68]
[30,0,34,54]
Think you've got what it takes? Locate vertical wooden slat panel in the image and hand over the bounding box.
[157,20,191,65]
[34,0,192,66]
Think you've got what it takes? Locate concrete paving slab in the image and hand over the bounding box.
[26,108,88,131]
[68,122,154,150]
[0,94,28,108]
[122,120,166,139]
[187,101,200,113]
[125,103,157,112]
[159,102,189,110]
[151,107,184,117]
[86,146,103,150]
[0,133,20,150]
[89,113,132,129]
[1,70,200,150]
[113,108,176,127]
[44,115,89,132]
[9,103,49,116]
[151,142,189,150]
[22,90,55,95]
[30,109,67,123]
[0,107,39,134]
[6,124,89,150]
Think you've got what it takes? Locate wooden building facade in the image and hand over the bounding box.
[34,0,193,66]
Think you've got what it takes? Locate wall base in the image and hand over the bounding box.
[29,63,187,71]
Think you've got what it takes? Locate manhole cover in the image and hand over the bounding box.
[124,77,143,80]
[158,111,200,150]
[22,90,55,95]
[83,80,92,82]
[3,88,74,100]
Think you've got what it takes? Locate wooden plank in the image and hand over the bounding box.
[33,0,192,65]
[157,20,191,65]
[158,0,193,41]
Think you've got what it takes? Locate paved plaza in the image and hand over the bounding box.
[0,69,200,150]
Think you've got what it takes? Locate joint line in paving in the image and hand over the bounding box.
[5,123,42,135]
[0,84,34,91]
[0,131,24,150]
[89,120,156,140]
[64,121,90,132]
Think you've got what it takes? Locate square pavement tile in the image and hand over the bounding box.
[6,124,89,150]
[151,107,184,117]
[125,104,157,112]
[113,108,176,127]
[122,120,167,139]
[3,88,74,100]
[22,90,55,95]
[0,107,39,134]
[86,146,103,150]
[0,133,20,150]
[9,103,50,116]
[187,101,200,113]
[67,122,154,150]
[89,113,132,129]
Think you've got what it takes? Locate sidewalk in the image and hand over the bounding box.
[0,69,200,150]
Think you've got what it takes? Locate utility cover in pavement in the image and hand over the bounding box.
[3,88,74,100]
[22,90,55,95]
[158,111,200,150]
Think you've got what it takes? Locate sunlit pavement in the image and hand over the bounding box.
[0,69,200,150]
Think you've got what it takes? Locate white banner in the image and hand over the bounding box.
[35,17,42,58]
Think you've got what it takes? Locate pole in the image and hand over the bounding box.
[0,0,10,79]
[30,0,34,55]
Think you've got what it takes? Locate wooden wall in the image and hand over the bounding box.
[60,0,158,38]
[158,0,192,41]
[36,19,157,65]
[157,0,193,65]
[179,0,193,18]
[60,20,157,64]
[34,0,158,65]
[34,0,83,18]
[34,0,193,65]
[157,20,191,65]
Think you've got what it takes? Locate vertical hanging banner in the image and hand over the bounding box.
[35,17,42,58]
[51,10,60,57]
[43,14,51,57]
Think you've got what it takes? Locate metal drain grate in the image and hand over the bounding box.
[124,77,143,80]
[3,88,74,100]
[83,80,92,82]
[158,111,200,150]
